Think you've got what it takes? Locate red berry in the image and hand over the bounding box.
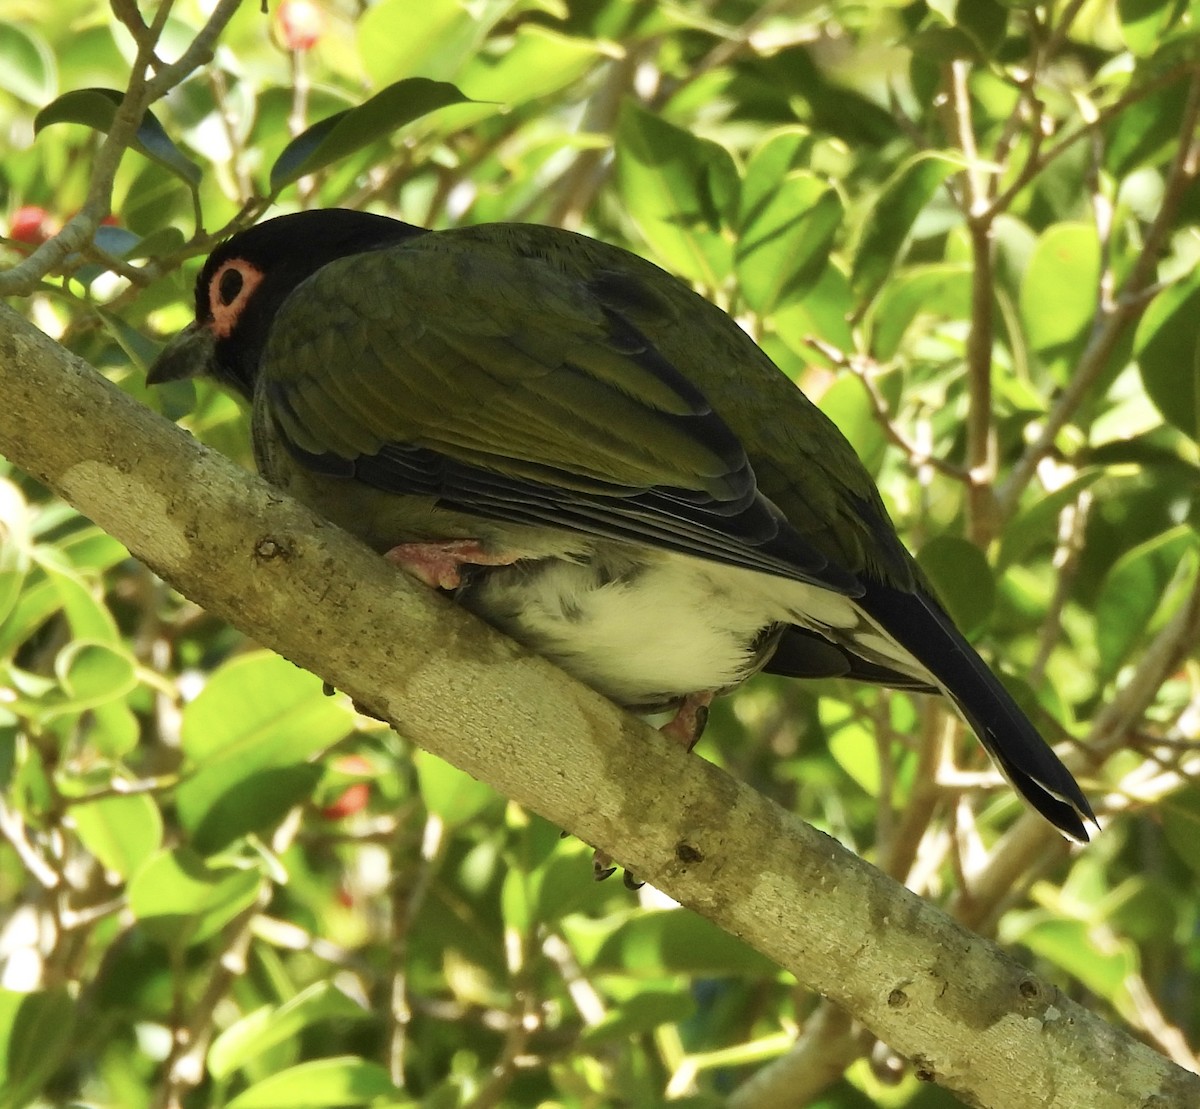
[277,0,324,51]
[321,782,370,820]
[9,206,54,245]
[319,754,374,820]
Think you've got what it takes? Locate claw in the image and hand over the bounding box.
[661,691,715,751]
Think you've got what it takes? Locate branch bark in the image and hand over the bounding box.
[1,304,1197,1108]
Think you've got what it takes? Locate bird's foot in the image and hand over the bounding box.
[384,539,518,590]
[661,691,715,752]
[592,849,643,889]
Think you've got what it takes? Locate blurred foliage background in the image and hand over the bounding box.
[2,0,1200,1105]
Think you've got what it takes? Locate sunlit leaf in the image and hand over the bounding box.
[70,792,163,878]
[1019,223,1100,351]
[270,78,474,192]
[615,100,738,288]
[226,1057,400,1109]
[1094,525,1199,679]
[34,87,201,188]
[209,984,369,1080]
[413,749,499,827]
[850,152,961,303]
[127,848,262,948]
[735,171,842,315]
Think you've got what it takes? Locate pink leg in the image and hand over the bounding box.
[660,691,715,752]
[384,540,519,590]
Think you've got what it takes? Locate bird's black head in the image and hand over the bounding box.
[149,209,426,400]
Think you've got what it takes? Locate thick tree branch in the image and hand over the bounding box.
[1,305,1198,1108]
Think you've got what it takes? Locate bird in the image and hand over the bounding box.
[148,207,1095,843]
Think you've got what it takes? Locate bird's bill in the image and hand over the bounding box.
[146,322,215,384]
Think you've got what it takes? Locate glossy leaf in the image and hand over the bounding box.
[735,171,842,315]
[615,100,738,288]
[867,262,973,361]
[127,848,262,948]
[0,480,32,636]
[1093,525,1199,680]
[850,153,961,303]
[179,652,352,763]
[460,25,609,105]
[1119,0,1186,55]
[269,78,474,192]
[1019,223,1101,351]
[579,990,696,1047]
[358,0,489,85]
[209,984,369,1080]
[175,653,352,850]
[225,1057,400,1109]
[70,792,163,878]
[34,87,200,188]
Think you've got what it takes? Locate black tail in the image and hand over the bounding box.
[858,579,1096,842]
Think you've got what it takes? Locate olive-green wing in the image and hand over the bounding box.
[258,229,858,591]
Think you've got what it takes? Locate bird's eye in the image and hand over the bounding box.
[218,267,244,306]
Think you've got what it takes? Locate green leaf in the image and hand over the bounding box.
[850,152,961,303]
[209,984,369,1080]
[357,0,490,85]
[270,78,474,193]
[127,848,262,949]
[1017,918,1136,1009]
[175,653,352,851]
[0,988,76,1109]
[867,262,973,361]
[1162,787,1200,877]
[1093,525,1199,679]
[1134,275,1200,438]
[1119,0,1186,55]
[1019,223,1101,352]
[181,763,324,854]
[226,1057,400,1109]
[579,990,696,1047]
[54,639,137,711]
[36,547,120,643]
[459,25,610,105]
[615,100,739,288]
[735,171,842,315]
[954,0,1008,55]
[996,470,1103,570]
[413,750,498,827]
[771,263,855,361]
[34,87,201,188]
[180,653,352,763]
[70,792,163,878]
[916,536,995,636]
[817,372,888,476]
[825,701,881,798]
[0,22,55,105]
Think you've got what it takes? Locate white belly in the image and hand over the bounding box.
[462,545,874,710]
